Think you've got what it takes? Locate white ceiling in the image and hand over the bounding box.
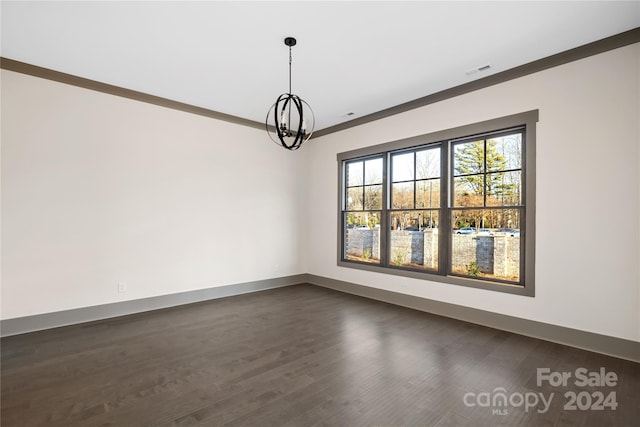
[2,1,639,131]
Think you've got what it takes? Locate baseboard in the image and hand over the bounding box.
[305,274,640,363]
[4,273,638,363]
[0,274,306,337]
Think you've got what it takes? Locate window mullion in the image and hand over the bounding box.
[413,152,417,209]
[440,141,449,275]
[483,139,487,209]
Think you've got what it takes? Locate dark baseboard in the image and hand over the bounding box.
[305,274,640,363]
[0,275,306,337]
[3,273,637,363]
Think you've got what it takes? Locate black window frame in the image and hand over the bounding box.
[337,110,538,296]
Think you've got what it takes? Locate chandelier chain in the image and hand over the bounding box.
[288,46,292,94]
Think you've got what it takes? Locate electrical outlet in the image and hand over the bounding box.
[118,282,127,293]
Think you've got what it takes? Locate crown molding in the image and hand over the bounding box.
[313,27,640,138]
[0,57,266,131]
[2,27,638,137]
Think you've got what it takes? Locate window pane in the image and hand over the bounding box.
[391,182,414,209]
[453,176,483,207]
[345,211,381,229]
[365,158,383,185]
[452,208,520,231]
[389,210,438,270]
[390,210,439,230]
[452,208,483,231]
[392,152,414,182]
[344,212,381,264]
[416,148,440,179]
[454,140,484,176]
[488,134,522,171]
[490,208,521,231]
[346,161,363,187]
[347,187,363,210]
[364,185,382,210]
[451,209,520,282]
[487,171,521,206]
[416,179,440,208]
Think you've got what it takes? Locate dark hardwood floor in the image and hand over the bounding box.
[1,284,638,426]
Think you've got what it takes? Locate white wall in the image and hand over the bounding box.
[305,44,640,342]
[1,70,307,319]
[2,44,638,343]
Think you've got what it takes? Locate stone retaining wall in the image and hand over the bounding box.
[388,230,437,268]
[346,229,519,278]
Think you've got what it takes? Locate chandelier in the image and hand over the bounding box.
[266,37,315,150]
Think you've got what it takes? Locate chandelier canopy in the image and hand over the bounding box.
[266,37,315,150]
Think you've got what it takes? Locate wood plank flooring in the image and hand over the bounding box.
[1,284,638,426]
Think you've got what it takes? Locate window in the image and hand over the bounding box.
[389,147,440,270]
[338,111,537,296]
[343,157,383,264]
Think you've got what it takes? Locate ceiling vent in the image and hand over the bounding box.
[465,64,492,76]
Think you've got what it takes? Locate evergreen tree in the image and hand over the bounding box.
[454,139,516,204]
[454,139,519,229]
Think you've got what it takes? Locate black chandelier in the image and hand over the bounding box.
[266,37,315,150]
